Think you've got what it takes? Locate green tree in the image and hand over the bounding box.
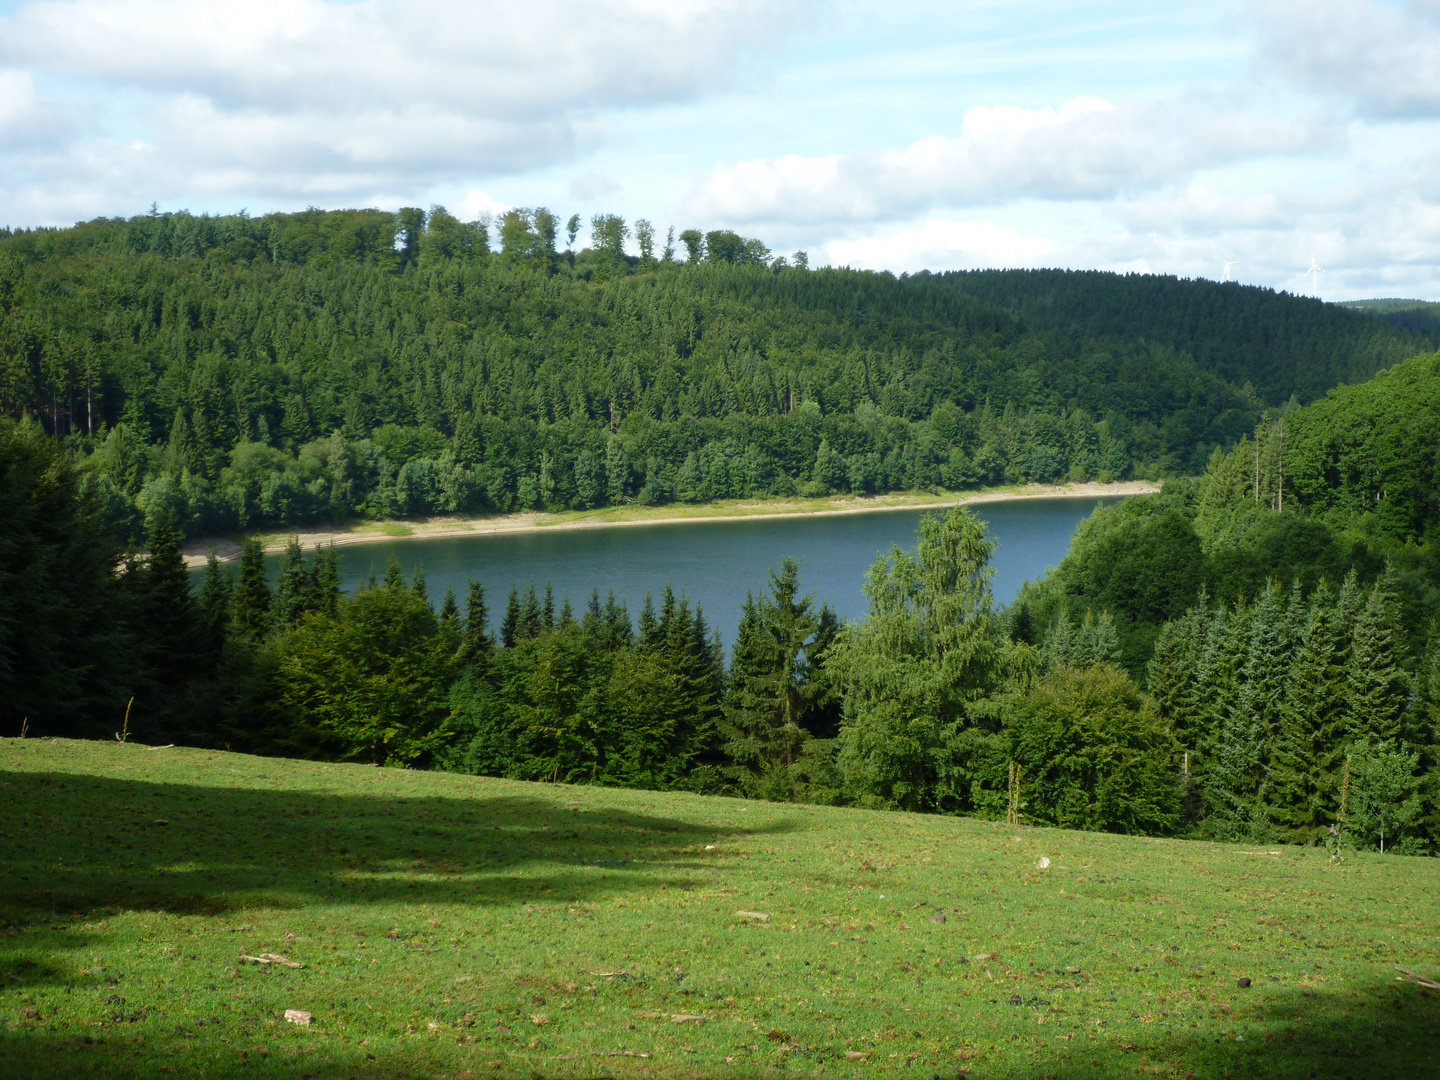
[720,558,835,796]
[831,507,1003,811]
[232,535,271,638]
[1347,739,1424,853]
[1268,580,1347,839]
[1003,665,1180,834]
[273,581,459,764]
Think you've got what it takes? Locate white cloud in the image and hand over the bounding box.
[0,68,66,149]
[824,218,1054,273]
[682,97,1324,226]
[0,0,814,220]
[1254,0,1440,118]
[453,190,509,221]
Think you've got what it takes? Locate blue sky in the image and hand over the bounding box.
[2,0,1437,298]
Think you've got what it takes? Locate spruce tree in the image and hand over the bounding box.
[1199,599,1256,839]
[1042,604,1077,673]
[1238,579,1289,789]
[1345,577,1410,746]
[439,586,460,625]
[271,537,310,630]
[384,554,406,590]
[1269,580,1344,839]
[312,546,341,617]
[197,550,233,662]
[459,580,494,667]
[500,586,520,648]
[518,585,542,641]
[721,559,833,796]
[233,535,271,639]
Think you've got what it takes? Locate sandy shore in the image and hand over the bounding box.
[181,480,1160,569]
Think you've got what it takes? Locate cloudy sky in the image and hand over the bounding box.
[1,0,1437,298]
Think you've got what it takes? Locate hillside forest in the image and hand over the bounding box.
[1,207,1434,544]
[4,332,1439,853]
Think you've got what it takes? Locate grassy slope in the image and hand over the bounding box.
[2,741,1437,1080]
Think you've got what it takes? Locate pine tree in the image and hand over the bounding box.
[721,559,834,797]
[1076,607,1122,668]
[312,546,341,617]
[518,585,541,641]
[1042,604,1077,673]
[1239,580,1289,804]
[501,586,520,648]
[439,586,460,625]
[1269,579,1345,839]
[384,554,406,590]
[271,537,310,630]
[135,510,199,709]
[197,550,233,661]
[1199,599,1257,839]
[459,580,494,667]
[233,535,271,639]
[1345,574,1409,746]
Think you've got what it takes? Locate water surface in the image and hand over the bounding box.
[282,497,1121,645]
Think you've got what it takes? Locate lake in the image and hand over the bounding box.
[260,496,1122,645]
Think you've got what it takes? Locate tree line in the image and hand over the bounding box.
[4,357,1438,855]
[3,206,1432,546]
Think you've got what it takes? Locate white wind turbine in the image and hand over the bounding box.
[1306,254,1325,299]
[1221,260,1241,282]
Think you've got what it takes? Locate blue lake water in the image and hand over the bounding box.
[256,496,1121,645]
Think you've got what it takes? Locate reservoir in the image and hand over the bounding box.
[282,496,1123,644]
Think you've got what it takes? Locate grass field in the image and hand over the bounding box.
[2,739,1437,1080]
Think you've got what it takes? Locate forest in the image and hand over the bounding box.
[1,206,1434,544]
[3,345,1438,852]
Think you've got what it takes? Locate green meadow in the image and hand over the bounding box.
[2,739,1437,1080]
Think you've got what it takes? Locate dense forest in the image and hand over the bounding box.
[1,207,1432,543]
[4,348,1438,852]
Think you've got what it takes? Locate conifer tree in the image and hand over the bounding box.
[1199,599,1257,838]
[141,510,195,651]
[312,546,341,617]
[459,581,494,667]
[384,554,406,590]
[439,586,460,625]
[501,586,520,648]
[233,535,271,639]
[1238,579,1289,772]
[518,585,541,641]
[1345,574,1410,746]
[719,559,831,795]
[271,537,311,630]
[197,550,233,661]
[1042,604,1077,673]
[1269,580,1345,838]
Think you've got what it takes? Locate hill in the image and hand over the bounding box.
[943,269,1436,401]
[1,208,1433,541]
[2,737,1438,1080]
[1337,298,1440,336]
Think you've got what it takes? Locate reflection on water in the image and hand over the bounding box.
[249,497,1123,646]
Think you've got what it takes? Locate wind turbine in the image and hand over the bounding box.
[1306,254,1325,299]
[1221,260,1240,282]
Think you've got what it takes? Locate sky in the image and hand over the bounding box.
[1,0,1437,299]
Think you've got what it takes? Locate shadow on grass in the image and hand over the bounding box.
[1009,979,1440,1080]
[1,981,1436,1080]
[1,769,773,923]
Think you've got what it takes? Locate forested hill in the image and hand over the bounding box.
[1,207,1431,539]
[943,269,1435,402]
[1338,298,1440,336]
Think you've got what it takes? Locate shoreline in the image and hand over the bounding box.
[181,479,1160,569]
